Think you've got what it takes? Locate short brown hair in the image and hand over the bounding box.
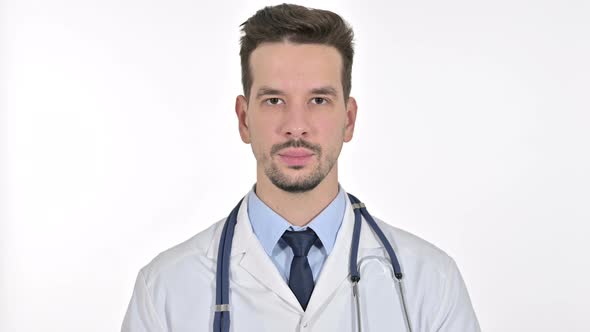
[239,3,355,101]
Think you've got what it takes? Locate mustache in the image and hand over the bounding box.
[271,139,321,156]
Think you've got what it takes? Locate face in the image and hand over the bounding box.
[235,42,357,193]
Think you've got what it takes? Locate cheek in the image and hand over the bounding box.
[249,113,278,137]
[318,117,347,154]
[248,126,273,160]
[317,114,346,137]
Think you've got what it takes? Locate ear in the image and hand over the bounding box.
[235,95,251,144]
[343,96,358,142]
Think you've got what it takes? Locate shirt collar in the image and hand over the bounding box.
[247,184,346,256]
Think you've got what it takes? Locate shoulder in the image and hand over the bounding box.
[123,219,227,330]
[139,218,225,287]
[371,216,455,275]
[370,217,481,330]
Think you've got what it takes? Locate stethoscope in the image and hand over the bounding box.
[212,193,413,332]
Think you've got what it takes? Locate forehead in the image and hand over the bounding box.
[249,42,343,95]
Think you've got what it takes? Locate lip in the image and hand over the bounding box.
[277,148,314,167]
[277,148,315,158]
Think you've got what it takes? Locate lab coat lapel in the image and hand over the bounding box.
[303,195,353,316]
[233,197,303,312]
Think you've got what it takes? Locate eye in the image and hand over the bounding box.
[265,97,284,105]
[311,97,328,105]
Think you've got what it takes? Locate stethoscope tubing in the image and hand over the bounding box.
[213,198,243,332]
[347,193,412,332]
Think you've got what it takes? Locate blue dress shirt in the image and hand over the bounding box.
[247,186,346,283]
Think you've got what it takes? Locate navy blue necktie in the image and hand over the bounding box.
[281,228,318,311]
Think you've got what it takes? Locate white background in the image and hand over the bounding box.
[1,0,589,331]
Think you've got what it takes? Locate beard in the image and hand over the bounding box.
[264,139,337,193]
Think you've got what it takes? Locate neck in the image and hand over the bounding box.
[255,166,339,227]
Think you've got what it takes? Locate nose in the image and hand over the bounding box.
[285,126,308,138]
[281,104,310,139]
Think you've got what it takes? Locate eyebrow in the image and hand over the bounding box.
[255,87,285,99]
[310,86,338,97]
[255,85,339,99]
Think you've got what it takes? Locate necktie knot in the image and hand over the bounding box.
[281,228,318,257]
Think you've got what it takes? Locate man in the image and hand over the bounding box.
[122,4,481,331]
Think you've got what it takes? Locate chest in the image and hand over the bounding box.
[228,255,409,332]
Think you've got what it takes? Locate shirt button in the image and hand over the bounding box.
[303,322,309,328]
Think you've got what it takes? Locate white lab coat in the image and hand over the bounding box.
[122,193,481,332]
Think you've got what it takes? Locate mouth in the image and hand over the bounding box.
[277,148,315,167]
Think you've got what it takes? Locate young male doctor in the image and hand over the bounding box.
[122,4,481,332]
